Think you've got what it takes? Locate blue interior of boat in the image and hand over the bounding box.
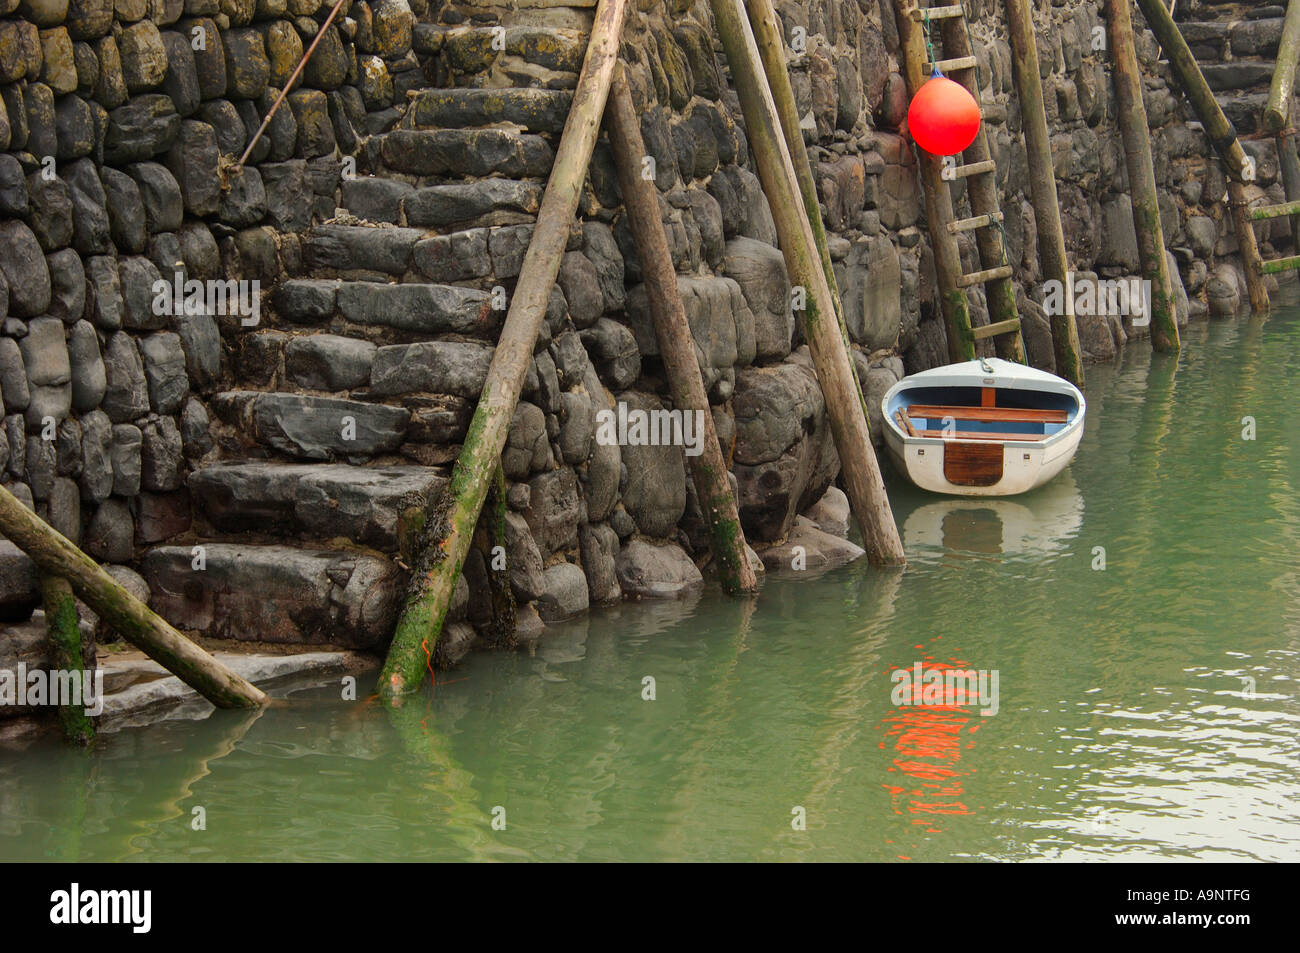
[886,386,1079,438]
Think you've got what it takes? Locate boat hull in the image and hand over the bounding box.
[881,358,1085,497]
[884,423,1083,496]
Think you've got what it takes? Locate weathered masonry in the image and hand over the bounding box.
[2,0,1298,696]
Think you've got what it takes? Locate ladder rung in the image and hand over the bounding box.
[1248,200,1300,221]
[971,318,1022,341]
[934,55,978,72]
[909,4,965,21]
[947,211,1003,234]
[942,159,996,181]
[957,265,1013,287]
[1258,254,1300,275]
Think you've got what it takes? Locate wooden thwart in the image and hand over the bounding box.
[906,404,1067,423]
[914,429,1045,442]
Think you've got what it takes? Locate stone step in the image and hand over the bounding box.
[274,278,499,336]
[1201,62,1277,91]
[422,25,588,76]
[212,391,411,460]
[1176,18,1283,60]
[140,543,405,648]
[376,129,555,177]
[1218,91,1270,135]
[188,460,447,549]
[338,177,544,230]
[406,88,573,134]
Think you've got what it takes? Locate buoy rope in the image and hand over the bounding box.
[923,10,940,77]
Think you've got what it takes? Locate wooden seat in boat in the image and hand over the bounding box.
[912,429,1044,442]
[905,404,1068,424]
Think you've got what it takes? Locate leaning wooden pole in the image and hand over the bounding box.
[1265,0,1300,134]
[378,0,631,697]
[1004,0,1087,380]
[0,485,267,708]
[744,0,857,361]
[1134,0,1269,315]
[604,70,758,594]
[41,576,95,745]
[1106,0,1181,352]
[1275,103,1300,251]
[709,0,905,567]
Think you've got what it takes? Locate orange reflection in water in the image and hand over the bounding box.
[880,659,983,830]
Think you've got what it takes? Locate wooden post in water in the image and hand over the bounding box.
[1133,0,1270,315]
[709,0,905,566]
[41,576,95,745]
[604,71,759,594]
[378,0,631,697]
[1105,0,1181,352]
[1265,0,1300,134]
[0,484,267,709]
[1003,0,1086,381]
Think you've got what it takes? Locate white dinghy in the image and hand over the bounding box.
[881,358,1085,496]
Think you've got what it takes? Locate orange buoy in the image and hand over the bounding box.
[907,75,981,157]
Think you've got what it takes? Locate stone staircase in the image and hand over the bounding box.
[1153,0,1299,307]
[1176,1,1288,137]
[139,4,597,660]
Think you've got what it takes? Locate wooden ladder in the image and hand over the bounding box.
[1247,196,1300,275]
[893,1,1026,364]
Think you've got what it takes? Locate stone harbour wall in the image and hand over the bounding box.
[1,0,1294,681]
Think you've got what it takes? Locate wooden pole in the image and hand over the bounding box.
[0,485,267,708]
[1274,106,1300,247]
[235,0,349,169]
[41,576,95,745]
[377,0,631,697]
[743,0,857,360]
[708,0,905,567]
[1105,0,1181,352]
[1003,0,1087,380]
[604,71,758,594]
[1265,0,1300,134]
[892,2,976,363]
[1133,0,1269,315]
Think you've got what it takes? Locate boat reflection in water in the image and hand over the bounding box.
[900,470,1084,564]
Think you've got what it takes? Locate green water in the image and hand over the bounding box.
[4,312,1299,863]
